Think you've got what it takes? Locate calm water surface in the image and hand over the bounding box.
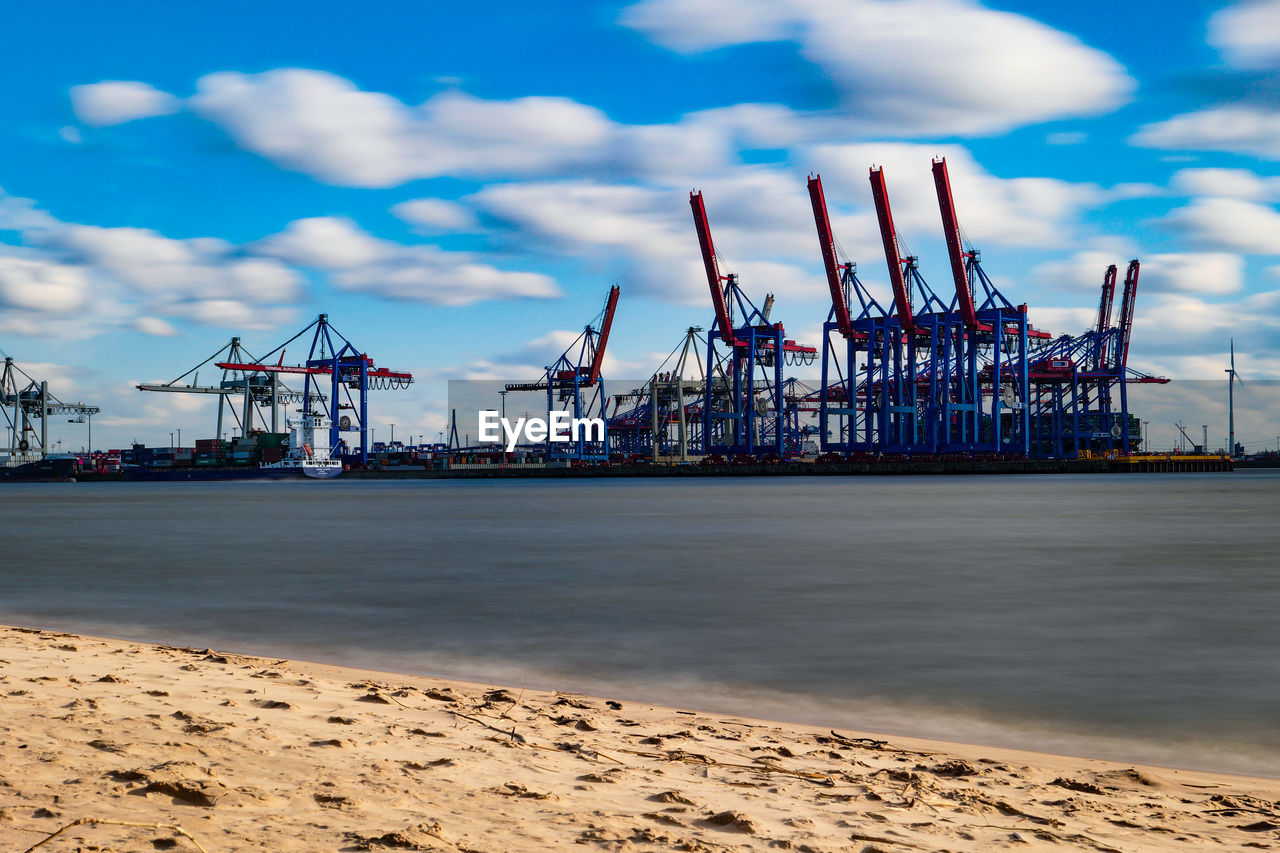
[2,472,1277,776]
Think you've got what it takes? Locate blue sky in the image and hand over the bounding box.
[2,0,1279,450]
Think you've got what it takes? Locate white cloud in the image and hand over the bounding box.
[44,224,302,303]
[184,69,815,189]
[1170,167,1280,200]
[1156,197,1280,254]
[190,69,615,187]
[1,189,301,336]
[1131,106,1280,160]
[1208,0,1280,68]
[0,190,60,231]
[621,0,1133,135]
[331,249,560,306]
[3,183,562,340]
[498,330,586,367]
[391,198,478,233]
[0,255,91,313]
[255,216,387,268]
[69,81,181,127]
[1141,253,1246,296]
[1031,250,1128,296]
[258,215,560,305]
[161,300,296,330]
[1030,306,1097,335]
[133,316,180,337]
[1032,250,1244,297]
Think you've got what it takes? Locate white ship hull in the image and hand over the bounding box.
[261,459,343,479]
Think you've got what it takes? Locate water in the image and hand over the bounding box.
[2,472,1278,777]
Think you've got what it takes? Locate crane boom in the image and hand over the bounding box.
[689,191,737,347]
[868,166,915,334]
[1115,259,1140,370]
[930,157,978,330]
[215,361,413,380]
[806,174,854,338]
[585,284,620,384]
[1096,264,1117,336]
[1095,264,1117,369]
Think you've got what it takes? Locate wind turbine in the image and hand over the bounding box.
[1225,339,1243,457]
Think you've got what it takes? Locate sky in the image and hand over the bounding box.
[1,0,1278,452]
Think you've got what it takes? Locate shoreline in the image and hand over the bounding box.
[3,625,1278,851]
[6,618,1273,781]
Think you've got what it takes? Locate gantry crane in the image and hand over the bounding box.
[211,314,412,465]
[1026,259,1166,457]
[690,190,815,457]
[504,285,620,461]
[809,173,883,453]
[2,356,100,462]
[865,166,954,453]
[609,326,706,462]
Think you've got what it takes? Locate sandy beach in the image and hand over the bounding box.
[2,625,1277,852]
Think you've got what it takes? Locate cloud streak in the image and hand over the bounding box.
[621,0,1134,136]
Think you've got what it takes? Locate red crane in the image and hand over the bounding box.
[868,166,915,335]
[584,284,620,385]
[931,157,979,330]
[1115,259,1140,370]
[806,174,854,339]
[689,191,737,348]
[1094,264,1117,368]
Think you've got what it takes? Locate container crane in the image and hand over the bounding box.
[808,173,886,453]
[1025,259,1163,457]
[2,356,100,462]
[931,156,1032,455]
[504,285,620,461]
[690,190,815,457]
[214,314,413,465]
[868,166,961,452]
[608,326,706,462]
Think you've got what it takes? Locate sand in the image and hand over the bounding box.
[1,625,1277,852]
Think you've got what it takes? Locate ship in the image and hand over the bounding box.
[259,410,343,479]
[1,454,79,482]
